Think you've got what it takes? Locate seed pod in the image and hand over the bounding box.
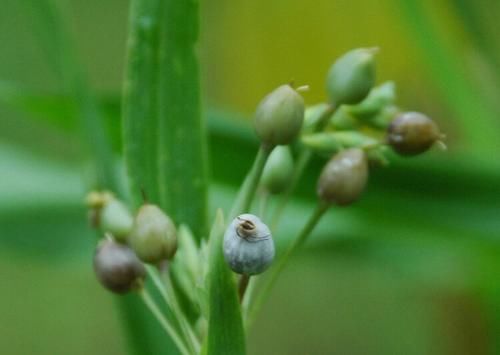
[387,112,441,156]
[100,199,134,241]
[326,48,377,105]
[254,84,305,147]
[130,204,177,264]
[261,146,294,194]
[93,238,145,294]
[223,214,275,275]
[317,148,369,206]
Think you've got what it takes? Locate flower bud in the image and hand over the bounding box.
[130,204,177,264]
[93,238,145,294]
[317,148,369,206]
[223,214,275,275]
[326,48,377,105]
[254,84,305,147]
[100,199,134,241]
[260,146,294,194]
[387,112,441,156]
[348,81,396,120]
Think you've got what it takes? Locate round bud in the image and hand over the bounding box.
[387,112,441,156]
[326,48,377,106]
[317,148,369,206]
[223,214,275,275]
[93,238,145,294]
[130,204,177,264]
[100,199,134,241]
[254,84,305,147]
[261,146,294,194]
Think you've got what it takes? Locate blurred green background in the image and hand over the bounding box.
[1,0,500,354]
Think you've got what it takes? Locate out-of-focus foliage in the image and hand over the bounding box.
[0,0,499,354]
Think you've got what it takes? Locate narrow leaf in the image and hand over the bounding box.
[207,210,246,355]
[122,0,162,207]
[157,0,209,240]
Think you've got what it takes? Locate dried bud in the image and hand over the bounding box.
[100,199,134,241]
[223,214,275,275]
[93,238,145,294]
[326,48,377,105]
[130,204,177,264]
[387,112,441,156]
[317,148,369,206]
[254,84,305,147]
[261,146,294,194]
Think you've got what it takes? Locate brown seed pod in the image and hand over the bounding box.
[93,238,145,294]
[387,112,441,156]
[317,148,369,206]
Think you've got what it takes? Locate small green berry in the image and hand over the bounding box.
[101,199,134,241]
[326,48,377,105]
[317,148,369,206]
[130,204,177,264]
[261,146,294,194]
[387,112,441,156]
[93,238,145,294]
[254,84,305,147]
[223,214,275,275]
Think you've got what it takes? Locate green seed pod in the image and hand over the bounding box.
[302,103,333,134]
[260,146,294,194]
[100,199,134,241]
[387,112,441,156]
[223,214,275,275]
[254,84,305,147]
[130,204,177,264]
[348,81,396,120]
[302,131,378,157]
[317,148,369,206]
[93,238,145,294]
[326,48,377,106]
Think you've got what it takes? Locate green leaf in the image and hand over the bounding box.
[22,0,121,193]
[122,0,162,207]
[207,210,246,355]
[157,0,209,240]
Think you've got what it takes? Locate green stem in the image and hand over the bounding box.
[247,202,329,325]
[230,145,272,219]
[146,266,199,354]
[139,288,191,355]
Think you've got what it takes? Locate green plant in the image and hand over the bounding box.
[80,0,444,351]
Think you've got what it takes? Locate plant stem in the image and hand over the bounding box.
[139,288,191,355]
[238,274,251,303]
[230,145,272,219]
[271,104,335,229]
[146,265,199,354]
[247,202,329,325]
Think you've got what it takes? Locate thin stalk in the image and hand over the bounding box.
[238,274,251,303]
[230,145,272,219]
[139,288,191,355]
[271,104,335,229]
[162,271,201,353]
[247,202,329,325]
[146,266,199,354]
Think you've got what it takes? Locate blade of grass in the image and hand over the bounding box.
[122,0,162,207]
[157,0,209,240]
[206,210,246,355]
